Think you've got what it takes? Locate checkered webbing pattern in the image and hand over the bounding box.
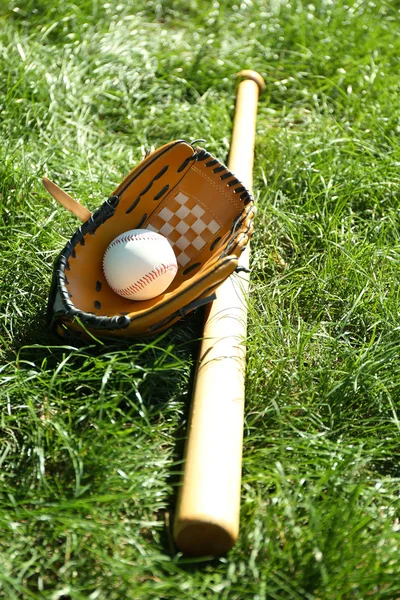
[146,191,220,267]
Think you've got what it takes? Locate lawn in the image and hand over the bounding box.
[1,0,400,598]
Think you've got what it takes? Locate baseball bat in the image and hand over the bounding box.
[173,70,265,556]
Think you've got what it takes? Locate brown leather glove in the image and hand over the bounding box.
[48,140,255,340]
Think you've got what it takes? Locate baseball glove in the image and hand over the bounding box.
[47,139,255,340]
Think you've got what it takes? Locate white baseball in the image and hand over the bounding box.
[103,229,178,301]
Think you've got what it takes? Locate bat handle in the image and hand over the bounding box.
[173,71,264,556]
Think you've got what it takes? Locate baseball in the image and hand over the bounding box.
[103,229,178,301]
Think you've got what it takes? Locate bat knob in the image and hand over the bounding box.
[236,70,265,93]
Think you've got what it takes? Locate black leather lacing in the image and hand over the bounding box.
[192,148,253,205]
[52,193,131,331]
[126,165,170,213]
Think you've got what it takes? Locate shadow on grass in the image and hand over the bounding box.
[5,305,213,561]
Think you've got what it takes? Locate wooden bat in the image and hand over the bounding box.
[173,70,265,556]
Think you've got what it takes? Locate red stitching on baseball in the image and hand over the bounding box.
[104,232,163,256]
[111,262,177,297]
[102,231,172,276]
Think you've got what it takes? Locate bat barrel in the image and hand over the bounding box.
[173,71,264,556]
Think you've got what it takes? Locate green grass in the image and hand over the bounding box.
[1,0,400,598]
